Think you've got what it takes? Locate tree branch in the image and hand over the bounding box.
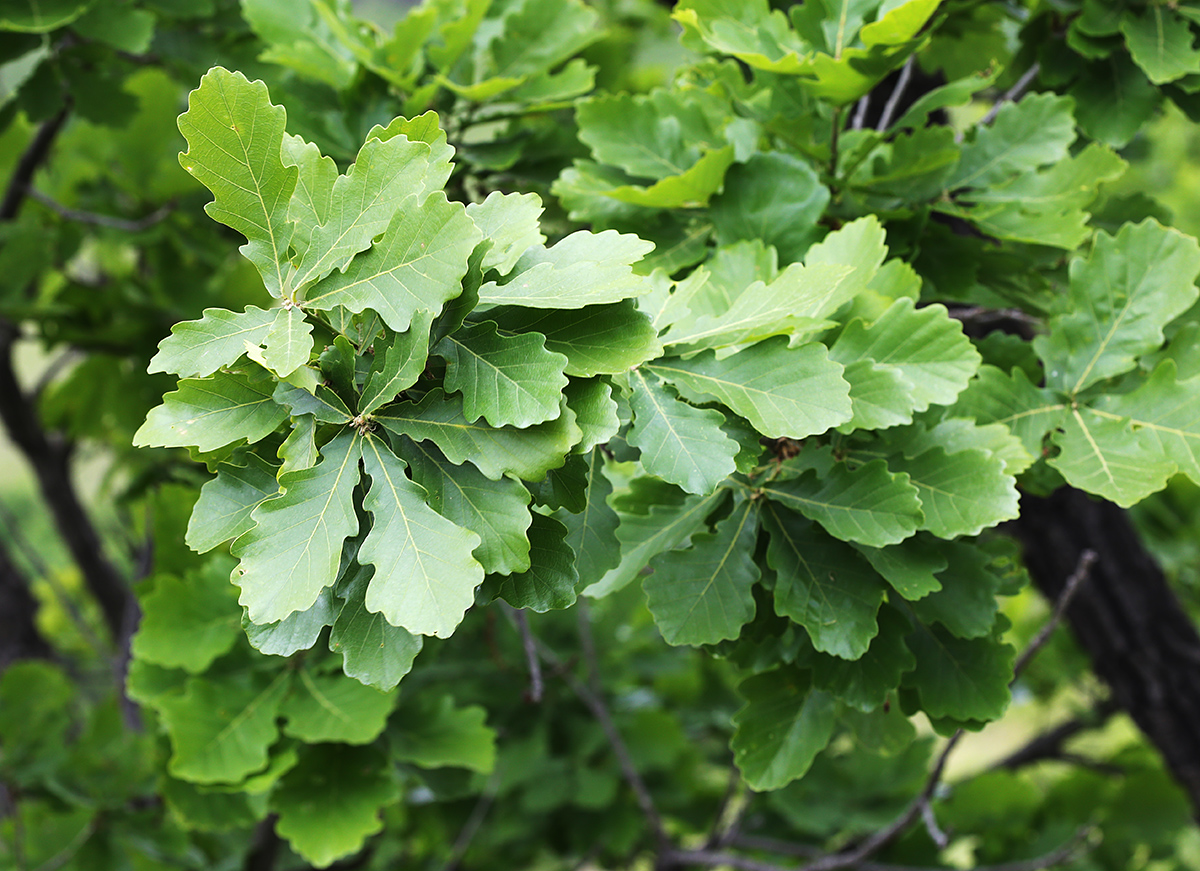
[27,188,174,232]
[876,56,915,131]
[979,63,1041,126]
[993,700,1120,772]
[0,108,68,221]
[511,608,544,703]
[1013,549,1096,679]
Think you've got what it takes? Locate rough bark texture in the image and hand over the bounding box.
[1013,487,1200,818]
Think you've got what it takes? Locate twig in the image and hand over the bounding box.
[851,94,871,130]
[442,768,503,871]
[920,800,949,850]
[995,700,1120,772]
[876,56,915,131]
[979,62,1041,126]
[705,763,748,849]
[511,608,544,702]
[27,188,173,232]
[0,108,68,220]
[1013,549,1096,680]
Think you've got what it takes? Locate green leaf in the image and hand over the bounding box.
[487,301,663,377]
[829,298,980,416]
[911,542,1003,639]
[134,368,288,452]
[1034,220,1200,395]
[281,133,336,259]
[291,134,436,288]
[280,667,397,744]
[761,460,922,548]
[889,445,1020,539]
[0,0,92,31]
[763,503,886,660]
[360,311,433,416]
[805,604,917,712]
[147,306,277,378]
[133,565,240,673]
[477,230,654,309]
[359,435,484,637]
[628,369,739,495]
[271,745,398,868]
[178,67,297,296]
[186,454,280,553]
[601,146,736,209]
[1071,55,1160,148]
[905,624,1013,722]
[273,382,354,424]
[330,560,424,691]
[1048,406,1175,507]
[390,695,497,773]
[710,153,830,263]
[465,191,545,275]
[375,389,581,481]
[402,437,533,576]
[260,307,313,377]
[585,489,726,598]
[304,192,481,332]
[948,93,1076,190]
[731,669,836,791]
[245,587,336,656]
[488,513,580,611]
[233,431,362,624]
[155,672,290,784]
[1121,6,1200,84]
[558,447,621,590]
[853,535,947,601]
[951,365,1067,458]
[1094,360,1200,483]
[434,320,569,428]
[644,498,759,646]
[565,378,621,453]
[649,337,852,439]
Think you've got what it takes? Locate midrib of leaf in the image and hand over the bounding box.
[681,500,754,627]
[632,369,689,449]
[448,333,544,407]
[834,0,850,58]
[208,91,289,296]
[1069,265,1142,394]
[1089,405,1198,442]
[207,671,290,756]
[183,383,274,425]
[299,668,354,723]
[304,223,438,305]
[765,504,840,619]
[276,431,360,576]
[991,402,1069,428]
[1070,406,1117,488]
[409,441,508,541]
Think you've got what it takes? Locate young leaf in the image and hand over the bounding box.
[628,369,739,496]
[246,587,336,657]
[147,306,277,378]
[731,669,836,791]
[359,311,433,416]
[644,498,759,646]
[1048,407,1175,507]
[359,435,484,637]
[177,67,297,297]
[233,430,362,624]
[565,378,621,453]
[186,454,280,553]
[1093,360,1200,483]
[1120,6,1200,84]
[465,191,545,275]
[434,320,569,428]
[134,368,288,453]
[948,93,1076,190]
[260,306,313,378]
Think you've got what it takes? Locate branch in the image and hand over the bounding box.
[876,56,915,131]
[1013,549,1096,680]
[442,768,503,871]
[27,188,174,232]
[511,608,544,702]
[0,108,68,221]
[994,700,1120,772]
[979,63,1041,126]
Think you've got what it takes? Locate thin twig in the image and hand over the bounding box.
[442,768,503,871]
[705,763,748,849]
[511,608,544,702]
[851,94,871,130]
[920,800,949,849]
[1013,549,1096,680]
[979,62,1041,126]
[0,108,68,220]
[995,699,1119,772]
[27,188,173,232]
[876,56,915,131]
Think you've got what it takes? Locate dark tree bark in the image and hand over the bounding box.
[1013,487,1200,818]
[0,538,54,669]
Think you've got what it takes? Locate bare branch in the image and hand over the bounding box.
[1013,549,1096,680]
[851,94,871,130]
[980,63,1041,126]
[0,108,68,221]
[705,763,749,849]
[27,188,174,232]
[511,608,544,702]
[994,700,1120,772]
[876,56,915,131]
[920,800,949,850]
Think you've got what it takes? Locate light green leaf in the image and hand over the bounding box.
[148,306,277,378]
[565,378,621,454]
[233,431,362,624]
[280,668,396,745]
[331,560,424,691]
[292,135,434,288]
[402,437,533,576]
[763,504,886,660]
[359,436,484,637]
[132,564,240,673]
[186,454,280,553]
[951,365,1067,458]
[905,625,1013,721]
[710,153,829,263]
[837,360,916,430]
[649,337,852,439]
[761,460,922,548]
[434,320,568,428]
[366,112,454,194]
[948,93,1076,190]
[260,307,313,378]
[902,418,1035,475]
[271,745,398,868]
[390,696,497,773]
[375,389,581,481]
[1121,6,1200,84]
[644,498,759,646]
[156,672,290,784]
[890,445,1020,538]
[304,192,481,332]
[178,68,296,296]
[488,513,579,612]
[488,300,663,377]
[558,447,621,590]
[628,370,739,495]
[465,191,545,275]
[0,0,91,31]
[1094,360,1200,483]
[731,670,836,790]
[360,311,433,416]
[585,489,726,598]
[601,146,736,208]
[278,413,318,476]
[273,382,354,423]
[134,368,288,452]
[477,230,655,309]
[830,298,980,415]
[1034,220,1200,395]
[281,133,336,258]
[245,587,335,656]
[1048,406,1175,507]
